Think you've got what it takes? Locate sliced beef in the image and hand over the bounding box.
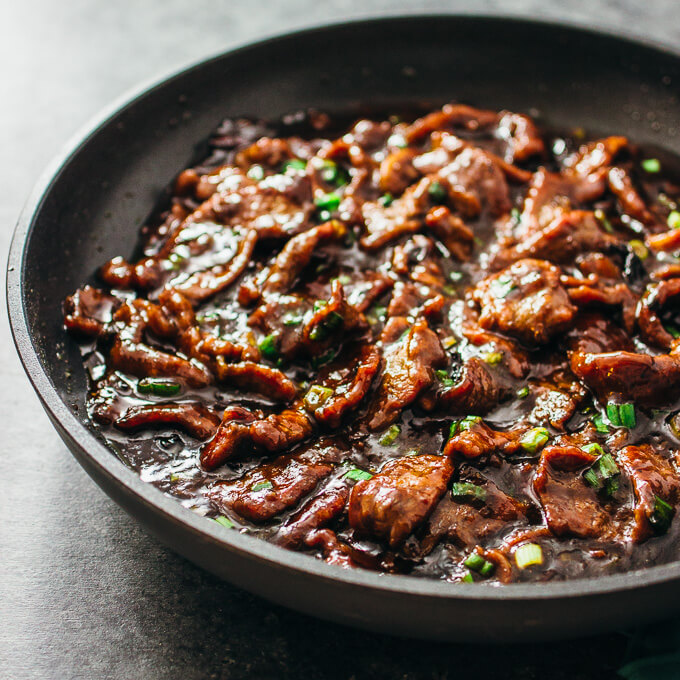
[208,450,334,522]
[348,454,454,548]
[496,111,545,162]
[367,318,446,431]
[435,357,502,415]
[533,445,618,539]
[617,445,680,542]
[637,279,680,350]
[443,419,522,460]
[200,405,314,470]
[608,166,656,226]
[63,285,118,337]
[115,402,220,440]
[424,206,474,261]
[215,359,298,403]
[471,259,576,346]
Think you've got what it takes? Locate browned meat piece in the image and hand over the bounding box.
[171,229,258,304]
[471,259,576,346]
[109,336,212,388]
[348,455,454,548]
[443,419,521,460]
[565,280,637,335]
[200,405,314,470]
[99,255,163,291]
[564,136,628,178]
[422,471,527,552]
[208,451,334,522]
[63,285,118,337]
[234,137,295,169]
[529,385,581,431]
[571,350,680,407]
[496,111,545,162]
[533,445,617,539]
[492,210,616,268]
[566,313,634,356]
[277,486,349,548]
[608,166,656,225]
[648,228,680,253]
[196,334,260,364]
[436,147,511,217]
[262,220,346,296]
[424,206,474,261]
[617,445,680,542]
[347,119,392,150]
[367,318,446,431]
[405,104,499,143]
[311,345,381,428]
[434,357,502,415]
[115,402,220,440]
[637,279,680,350]
[379,148,419,195]
[215,359,298,402]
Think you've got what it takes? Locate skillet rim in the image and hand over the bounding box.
[8,12,680,605]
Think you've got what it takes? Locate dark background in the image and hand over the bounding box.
[3,2,680,678]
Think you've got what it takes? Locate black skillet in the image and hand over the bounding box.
[8,15,680,641]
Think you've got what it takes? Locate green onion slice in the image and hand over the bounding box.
[668,210,680,230]
[482,351,503,365]
[379,424,401,446]
[490,276,517,299]
[213,516,235,529]
[138,378,181,397]
[258,334,279,361]
[461,571,475,583]
[309,310,344,341]
[592,413,610,434]
[515,543,543,569]
[516,386,530,399]
[449,416,482,438]
[379,193,394,207]
[282,158,307,172]
[343,468,373,482]
[451,482,487,502]
[304,385,334,411]
[519,427,550,455]
[428,181,447,204]
[642,158,661,173]
[649,495,675,534]
[251,480,273,492]
[314,192,341,212]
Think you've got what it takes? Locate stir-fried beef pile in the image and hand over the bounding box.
[64,104,680,583]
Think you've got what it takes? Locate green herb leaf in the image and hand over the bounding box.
[649,495,675,534]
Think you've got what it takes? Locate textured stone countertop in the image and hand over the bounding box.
[2,2,680,678]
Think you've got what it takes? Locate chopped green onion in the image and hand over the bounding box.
[482,351,503,365]
[592,413,610,434]
[629,239,649,260]
[138,378,181,397]
[666,325,680,339]
[442,336,458,350]
[515,543,543,569]
[213,516,235,528]
[642,158,661,173]
[582,442,605,457]
[309,311,344,341]
[594,209,614,233]
[519,427,550,455]
[167,252,186,270]
[282,158,307,172]
[583,468,601,489]
[379,193,394,207]
[463,553,486,571]
[668,210,680,230]
[649,495,674,534]
[659,193,678,210]
[606,402,622,427]
[379,424,401,446]
[490,276,517,299]
[516,386,530,399]
[319,160,348,186]
[605,476,620,496]
[258,334,279,361]
[343,468,373,482]
[461,571,475,583]
[583,451,620,493]
[619,403,636,428]
[247,164,265,181]
[451,482,487,502]
[310,348,337,369]
[313,300,328,312]
[314,192,341,212]
[449,416,482,437]
[304,385,334,410]
[251,480,273,492]
[405,449,419,457]
[598,453,619,479]
[435,369,455,387]
[283,314,303,326]
[387,134,407,148]
[510,207,521,223]
[479,560,496,577]
[449,271,464,283]
[428,181,447,204]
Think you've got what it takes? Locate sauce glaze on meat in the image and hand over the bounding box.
[64,104,680,584]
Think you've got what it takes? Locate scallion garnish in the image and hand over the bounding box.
[310,348,337,369]
[138,378,181,397]
[251,480,273,492]
[606,402,636,428]
[428,181,447,204]
[461,571,475,583]
[642,158,661,173]
[519,427,550,455]
[314,192,341,212]
[594,209,614,233]
[309,311,344,341]
[629,239,649,260]
[451,482,487,502]
[666,325,680,339]
[442,336,458,350]
[319,160,348,186]
[449,416,482,438]
[343,468,373,482]
[247,164,265,181]
[649,495,674,534]
[516,386,530,399]
[379,193,394,207]
[258,334,279,362]
[583,450,620,494]
[582,442,605,457]
[282,158,307,172]
[515,543,543,569]
[213,516,235,529]
[482,351,503,365]
[283,314,303,326]
[379,424,401,446]
[435,369,455,387]
[668,210,680,230]
[463,552,495,577]
[304,385,334,411]
[490,275,517,299]
[592,413,610,434]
